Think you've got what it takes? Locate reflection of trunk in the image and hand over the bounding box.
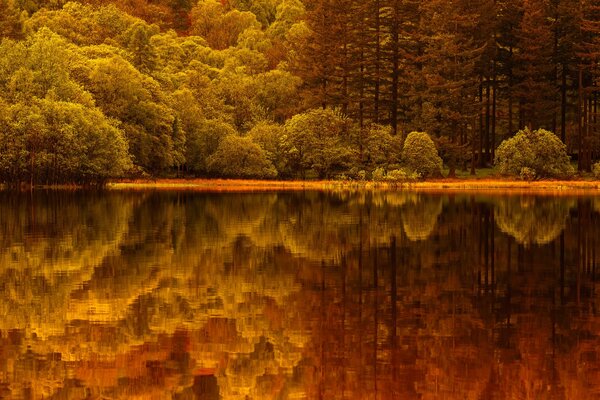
[506,237,511,329]
[577,204,582,306]
[390,236,398,386]
[391,236,397,340]
[491,211,495,294]
[373,246,378,397]
[341,253,347,394]
[358,214,364,397]
[320,260,325,400]
[484,208,489,291]
[560,232,565,305]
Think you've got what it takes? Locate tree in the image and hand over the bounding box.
[513,0,556,130]
[401,131,443,178]
[123,22,158,73]
[0,0,22,39]
[0,98,131,185]
[86,56,175,173]
[207,135,277,178]
[283,108,354,178]
[190,0,261,50]
[247,121,287,174]
[495,127,574,178]
[186,118,237,174]
[355,124,402,172]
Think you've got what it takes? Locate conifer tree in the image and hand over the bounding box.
[513,0,556,130]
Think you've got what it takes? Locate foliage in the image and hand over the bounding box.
[494,128,574,179]
[247,121,287,174]
[186,119,238,174]
[207,135,277,178]
[371,167,420,183]
[0,0,597,183]
[592,161,600,179]
[0,98,131,185]
[357,124,402,172]
[519,167,536,182]
[385,168,421,183]
[401,131,443,178]
[283,108,354,178]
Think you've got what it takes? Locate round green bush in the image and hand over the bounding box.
[401,131,443,178]
[207,135,277,178]
[495,128,574,179]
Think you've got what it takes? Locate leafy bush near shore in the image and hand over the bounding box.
[401,131,443,178]
[207,135,277,178]
[371,167,420,183]
[495,128,574,179]
[593,162,600,179]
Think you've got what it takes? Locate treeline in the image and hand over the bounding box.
[0,0,598,184]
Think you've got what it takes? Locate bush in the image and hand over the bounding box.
[385,168,421,183]
[593,162,600,179]
[401,131,443,178]
[495,128,574,179]
[283,108,354,179]
[519,167,536,181]
[358,124,402,171]
[207,135,277,178]
[370,167,420,183]
[372,167,386,182]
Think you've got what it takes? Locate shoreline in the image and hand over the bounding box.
[106,178,600,195]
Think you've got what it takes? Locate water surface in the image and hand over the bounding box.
[0,190,598,399]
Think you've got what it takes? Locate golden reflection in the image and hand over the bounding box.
[0,192,597,399]
[401,194,443,241]
[494,196,575,245]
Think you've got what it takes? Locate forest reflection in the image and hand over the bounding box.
[0,190,598,399]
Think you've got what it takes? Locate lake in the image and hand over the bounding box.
[0,190,598,399]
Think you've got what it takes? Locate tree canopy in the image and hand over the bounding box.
[0,0,598,184]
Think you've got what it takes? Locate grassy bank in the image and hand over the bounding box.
[107,177,600,195]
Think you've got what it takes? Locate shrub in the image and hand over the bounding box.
[372,167,386,182]
[495,128,574,179]
[401,131,443,178]
[385,168,421,183]
[593,162,600,179]
[370,167,420,183]
[207,135,277,178]
[358,124,402,171]
[247,121,287,174]
[519,167,536,181]
[283,108,354,179]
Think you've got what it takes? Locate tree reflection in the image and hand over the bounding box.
[0,191,598,399]
[494,196,575,245]
[401,194,443,241]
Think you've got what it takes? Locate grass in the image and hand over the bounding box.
[107,174,600,195]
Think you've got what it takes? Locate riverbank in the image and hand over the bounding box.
[107,178,600,195]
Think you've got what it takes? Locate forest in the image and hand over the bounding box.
[0,0,599,184]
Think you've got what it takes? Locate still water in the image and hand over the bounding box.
[0,190,598,399]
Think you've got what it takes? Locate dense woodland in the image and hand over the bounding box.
[1,0,600,183]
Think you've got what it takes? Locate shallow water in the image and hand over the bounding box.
[0,190,598,399]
